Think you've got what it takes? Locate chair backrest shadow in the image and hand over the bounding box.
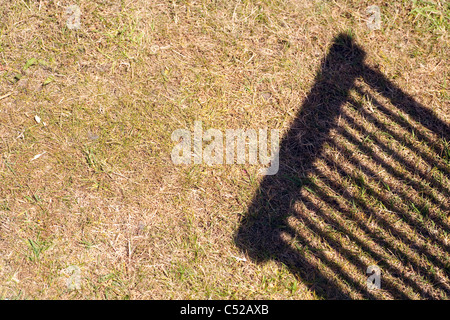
[235,33,450,299]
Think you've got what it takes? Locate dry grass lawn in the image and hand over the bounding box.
[0,0,448,299]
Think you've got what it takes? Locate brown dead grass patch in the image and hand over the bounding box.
[0,0,448,299]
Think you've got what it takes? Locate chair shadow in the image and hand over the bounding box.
[235,33,450,300]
